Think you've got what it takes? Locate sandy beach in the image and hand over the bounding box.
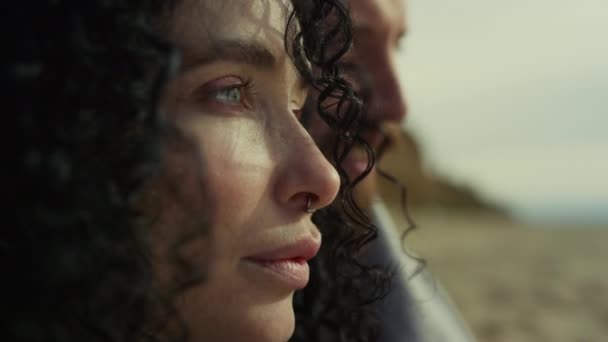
[386,206,608,342]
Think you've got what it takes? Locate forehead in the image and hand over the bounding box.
[349,0,407,32]
[166,0,291,57]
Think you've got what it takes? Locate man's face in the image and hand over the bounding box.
[309,0,408,209]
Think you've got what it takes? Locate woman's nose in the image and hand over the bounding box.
[273,123,340,213]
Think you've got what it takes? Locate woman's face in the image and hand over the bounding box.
[152,0,340,341]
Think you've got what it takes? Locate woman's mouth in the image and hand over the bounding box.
[244,258,310,289]
[243,238,320,289]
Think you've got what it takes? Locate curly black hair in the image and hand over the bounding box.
[288,2,391,342]
[3,1,389,341]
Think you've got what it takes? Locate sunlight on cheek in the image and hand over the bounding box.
[198,118,270,168]
[178,117,274,225]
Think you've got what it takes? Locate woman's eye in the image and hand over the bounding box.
[214,87,242,104]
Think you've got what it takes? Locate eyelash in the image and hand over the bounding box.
[198,77,304,120]
[238,79,256,95]
[211,79,256,109]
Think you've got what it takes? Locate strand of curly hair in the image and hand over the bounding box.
[288,1,392,341]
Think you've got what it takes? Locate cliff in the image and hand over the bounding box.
[377,124,509,218]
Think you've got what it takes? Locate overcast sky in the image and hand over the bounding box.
[398,0,608,224]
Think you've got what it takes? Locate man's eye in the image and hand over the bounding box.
[214,87,242,104]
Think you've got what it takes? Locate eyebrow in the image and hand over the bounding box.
[181,39,277,70]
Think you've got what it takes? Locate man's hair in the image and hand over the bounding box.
[3,1,388,341]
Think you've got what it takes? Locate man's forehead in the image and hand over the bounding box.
[349,0,407,33]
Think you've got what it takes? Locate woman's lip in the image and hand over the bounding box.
[242,237,319,290]
[245,237,321,263]
[244,258,310,289]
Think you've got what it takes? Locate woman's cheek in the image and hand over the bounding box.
[189,118,274,227]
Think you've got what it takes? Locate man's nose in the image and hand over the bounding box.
[367,57,407,123]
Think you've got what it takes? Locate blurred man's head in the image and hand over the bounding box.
[309,0,408,209]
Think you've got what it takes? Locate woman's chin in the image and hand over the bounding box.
[182,291,296,342]
[246,297,296,342]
